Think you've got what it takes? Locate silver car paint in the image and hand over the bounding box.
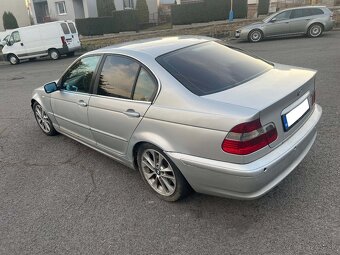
[236,6,334,40]
[31,36,322,199]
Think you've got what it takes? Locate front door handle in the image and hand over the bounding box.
[77,100,87,107]
[123,109,140,118]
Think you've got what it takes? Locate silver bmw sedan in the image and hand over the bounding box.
[235,6,335,42]
[31,36,322,201]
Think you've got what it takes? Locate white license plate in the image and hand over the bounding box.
[282,98,310,131]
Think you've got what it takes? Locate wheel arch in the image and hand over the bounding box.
[129,135,176,170]
[307,22,324,33]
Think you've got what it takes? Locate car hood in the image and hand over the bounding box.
[239,21,265,30]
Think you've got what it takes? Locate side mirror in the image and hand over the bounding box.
[271,18,277,23]
[44,82,58,94]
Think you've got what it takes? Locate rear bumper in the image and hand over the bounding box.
[166,104,322,200]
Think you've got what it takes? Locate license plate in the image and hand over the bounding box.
[282,98,310,131]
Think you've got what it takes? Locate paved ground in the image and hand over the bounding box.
[0,32,339,255]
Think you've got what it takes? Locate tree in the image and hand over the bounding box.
[2,12,19,30]
[96,0,116,17]
[136,0,149,24]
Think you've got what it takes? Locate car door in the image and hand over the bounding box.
[289,8,312,34]
[88,54,158,156]
[67,22,81,50]
[7,31,26,57]
[51,55,102,145]
[263,10,292,37]
[60,22,73,48]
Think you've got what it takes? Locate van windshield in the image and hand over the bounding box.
[156,41,273,96]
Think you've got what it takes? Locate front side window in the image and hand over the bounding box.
[61,56,101,93]
[157,41,273,96]
[274,10,292,21]
[97,55,140,99]
[10,31,21,44]
[56,1,67,15]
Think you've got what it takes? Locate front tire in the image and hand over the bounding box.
[33,102,58,136]
[308,23,323,38]
[248,29,263,43]
[49,49,60,60]
[137,144,191,202]
[8,54,20,65]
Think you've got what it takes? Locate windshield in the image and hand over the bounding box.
[156,41,273,96]
[263,13,276,22]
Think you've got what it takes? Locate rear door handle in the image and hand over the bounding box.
[77,100,87,107]
[123,109,140,118]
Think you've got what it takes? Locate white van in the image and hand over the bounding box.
[2,21,81,65]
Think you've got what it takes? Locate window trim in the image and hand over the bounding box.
[57,54,103,95]
[92,53,160,103]
[56,1,67,15]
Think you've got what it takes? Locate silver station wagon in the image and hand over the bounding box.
[31,36,322,201]
[236,6,335,42]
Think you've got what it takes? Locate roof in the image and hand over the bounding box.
[90,36,216,58]
[283,5,327,11]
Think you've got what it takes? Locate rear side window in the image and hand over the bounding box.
[291,9,312,18]
[97,55,140,99]
[156,41,273,96]
[133,68,157,101]
[60,23,70,34]
[68,23,77,33]
[309,8,324,15]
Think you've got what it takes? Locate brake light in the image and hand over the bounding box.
[61,36,67,45]
[222,119,278,155]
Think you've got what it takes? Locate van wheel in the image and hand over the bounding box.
[66,52,75,57]
[8,54,20,65]
[49,49,60,60]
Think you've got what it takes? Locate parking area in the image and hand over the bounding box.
[0,32,339,254]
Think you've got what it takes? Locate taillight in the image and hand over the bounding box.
[61,36,67,45]
[222,119,278,155]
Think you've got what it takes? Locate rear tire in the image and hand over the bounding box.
[248,29,263,43]
[66,52,75,57]
[49,49,60,60]
[8,54,20,65]
[137,143,192,202]
[308,23,323,38]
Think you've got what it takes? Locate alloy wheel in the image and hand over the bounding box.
[35,104,51,133]
[250,30,262,42]
[310,25,322,37]
[141,149,176,196]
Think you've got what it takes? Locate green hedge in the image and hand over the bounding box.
[171,0,248,25]
[76,10,138,36]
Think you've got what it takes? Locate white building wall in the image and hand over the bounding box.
[0,0,31,31]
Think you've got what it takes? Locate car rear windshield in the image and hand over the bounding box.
[156,41,273,96]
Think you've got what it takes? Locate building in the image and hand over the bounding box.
[114,0,160,23]
[30,0,160,24]
[0,0,31,31]
[30,0,98,24]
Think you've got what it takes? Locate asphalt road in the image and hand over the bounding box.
[0,32,339,255]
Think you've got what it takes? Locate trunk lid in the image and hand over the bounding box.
[203,64,316,148]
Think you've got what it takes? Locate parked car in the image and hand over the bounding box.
[2,21,81,65]
[31,36,322,201]
[0,30,12,50]
[235,6,335,42]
